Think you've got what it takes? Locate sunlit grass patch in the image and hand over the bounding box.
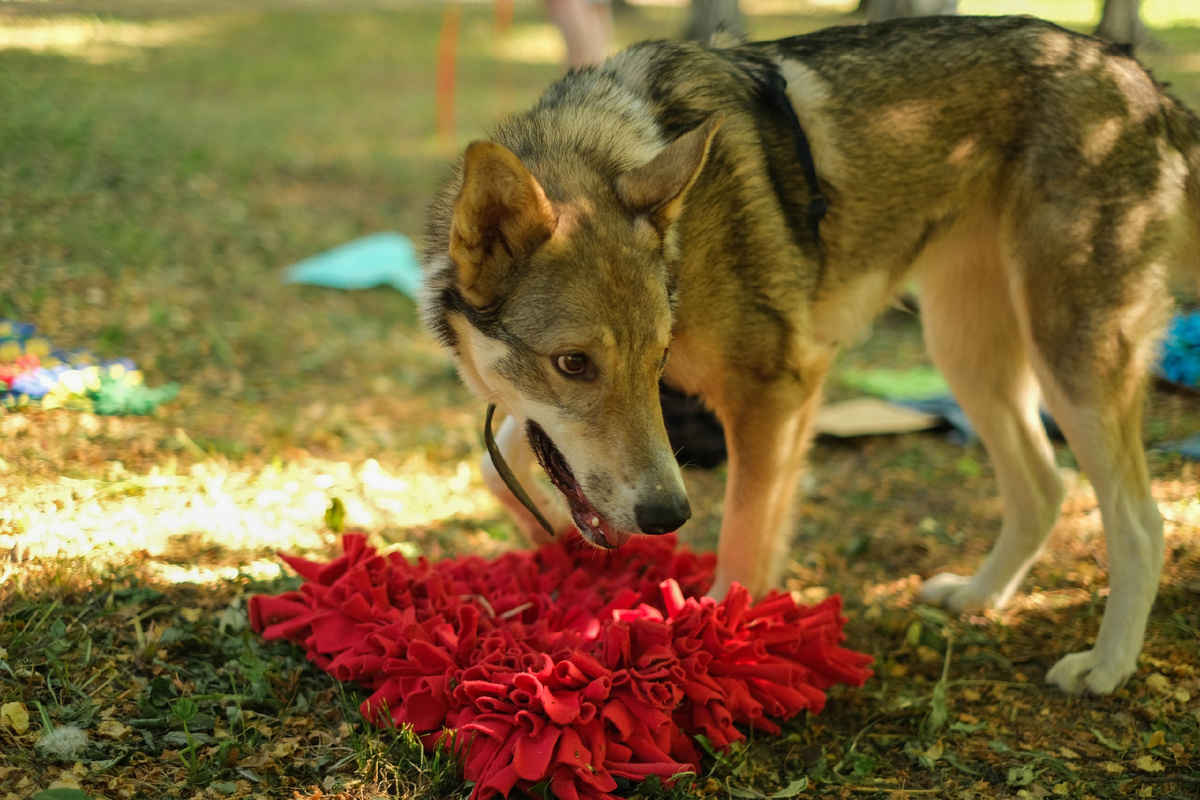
[0,444,511,570]
[0,15,224,63]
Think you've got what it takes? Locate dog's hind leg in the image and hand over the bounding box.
[916,223,1066,614]
[1034,377,1163,694]
[1022,298,1167,694]
[998,139,1177,692]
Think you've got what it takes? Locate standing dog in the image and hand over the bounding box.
[420,15,1200,694]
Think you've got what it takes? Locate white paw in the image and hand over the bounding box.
[918,572,991,614]
[1046,649,1136,695]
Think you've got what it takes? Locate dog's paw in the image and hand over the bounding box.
[918,573,991,614]
[1046,649,1135,695]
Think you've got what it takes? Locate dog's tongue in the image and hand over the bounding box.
[525,421,626,549]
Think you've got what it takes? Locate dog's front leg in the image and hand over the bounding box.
[708,358,832,600]
[481,410,572,546]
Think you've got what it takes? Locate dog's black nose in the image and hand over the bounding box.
[635,496,692,535]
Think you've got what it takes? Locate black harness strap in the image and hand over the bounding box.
[760,69,828,242]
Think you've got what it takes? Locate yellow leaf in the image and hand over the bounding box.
[921,739,944,762]
[97,720,130,740]
[269,738,299,758]
[0,702,29,734]
[1174,689,1191,703]
[1058,747,1080,759]
[916,644,941,664]
[1144,673,1170,696]
[48,772,82,790]
[1146,730,1165,749]
[1052,784,1070,796]
[1103,762,1124,774]
[1136,755,1164,773]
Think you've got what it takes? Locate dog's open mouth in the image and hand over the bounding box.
[525,421,631,549]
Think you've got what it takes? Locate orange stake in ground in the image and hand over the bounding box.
[435,4,462,153]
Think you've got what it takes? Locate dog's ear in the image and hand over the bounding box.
[449,141,557,308]
[616,112,724,232]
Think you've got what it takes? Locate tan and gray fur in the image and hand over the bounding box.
[420,15,1200,695]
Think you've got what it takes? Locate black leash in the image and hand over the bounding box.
[483,403,556,537]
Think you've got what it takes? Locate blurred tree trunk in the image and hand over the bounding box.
[686,0,743,42]
[1094,0,1144,54]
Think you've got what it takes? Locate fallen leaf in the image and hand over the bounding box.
[906,621,922,648]
[1102,762,1124,774]
[0,702,29,734]
[1144,673,1170,695]
[1135,755,1164,773]
[1007,765,1035,787]
[1146,730,1165,749]
[269,738,300,759]
[916,644,941,664]
[97,720,129,740]
[1091,728,1126,752]
[47,772,82,790]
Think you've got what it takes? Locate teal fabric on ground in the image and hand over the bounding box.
[839,366,949,400]
[284,233,422,298]
[92,374,181,416]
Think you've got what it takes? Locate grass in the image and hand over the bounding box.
[2,1,1200,799]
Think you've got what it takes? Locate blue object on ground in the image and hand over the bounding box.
[284,233,422,299]
[11,366,62,398]
[1155,433,1200,461]
[1158,310,1200,388]
[893,395,1063,444]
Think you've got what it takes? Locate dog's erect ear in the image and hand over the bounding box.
[450,141,557,308]
[615,113,724,232]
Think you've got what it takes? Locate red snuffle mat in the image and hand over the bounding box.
[250,532,872,800]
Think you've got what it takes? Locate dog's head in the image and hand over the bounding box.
[424,115,723,548]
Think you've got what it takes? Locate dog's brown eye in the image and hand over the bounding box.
[555,353,588,376]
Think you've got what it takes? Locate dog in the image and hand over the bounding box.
[419,15,1200,695]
